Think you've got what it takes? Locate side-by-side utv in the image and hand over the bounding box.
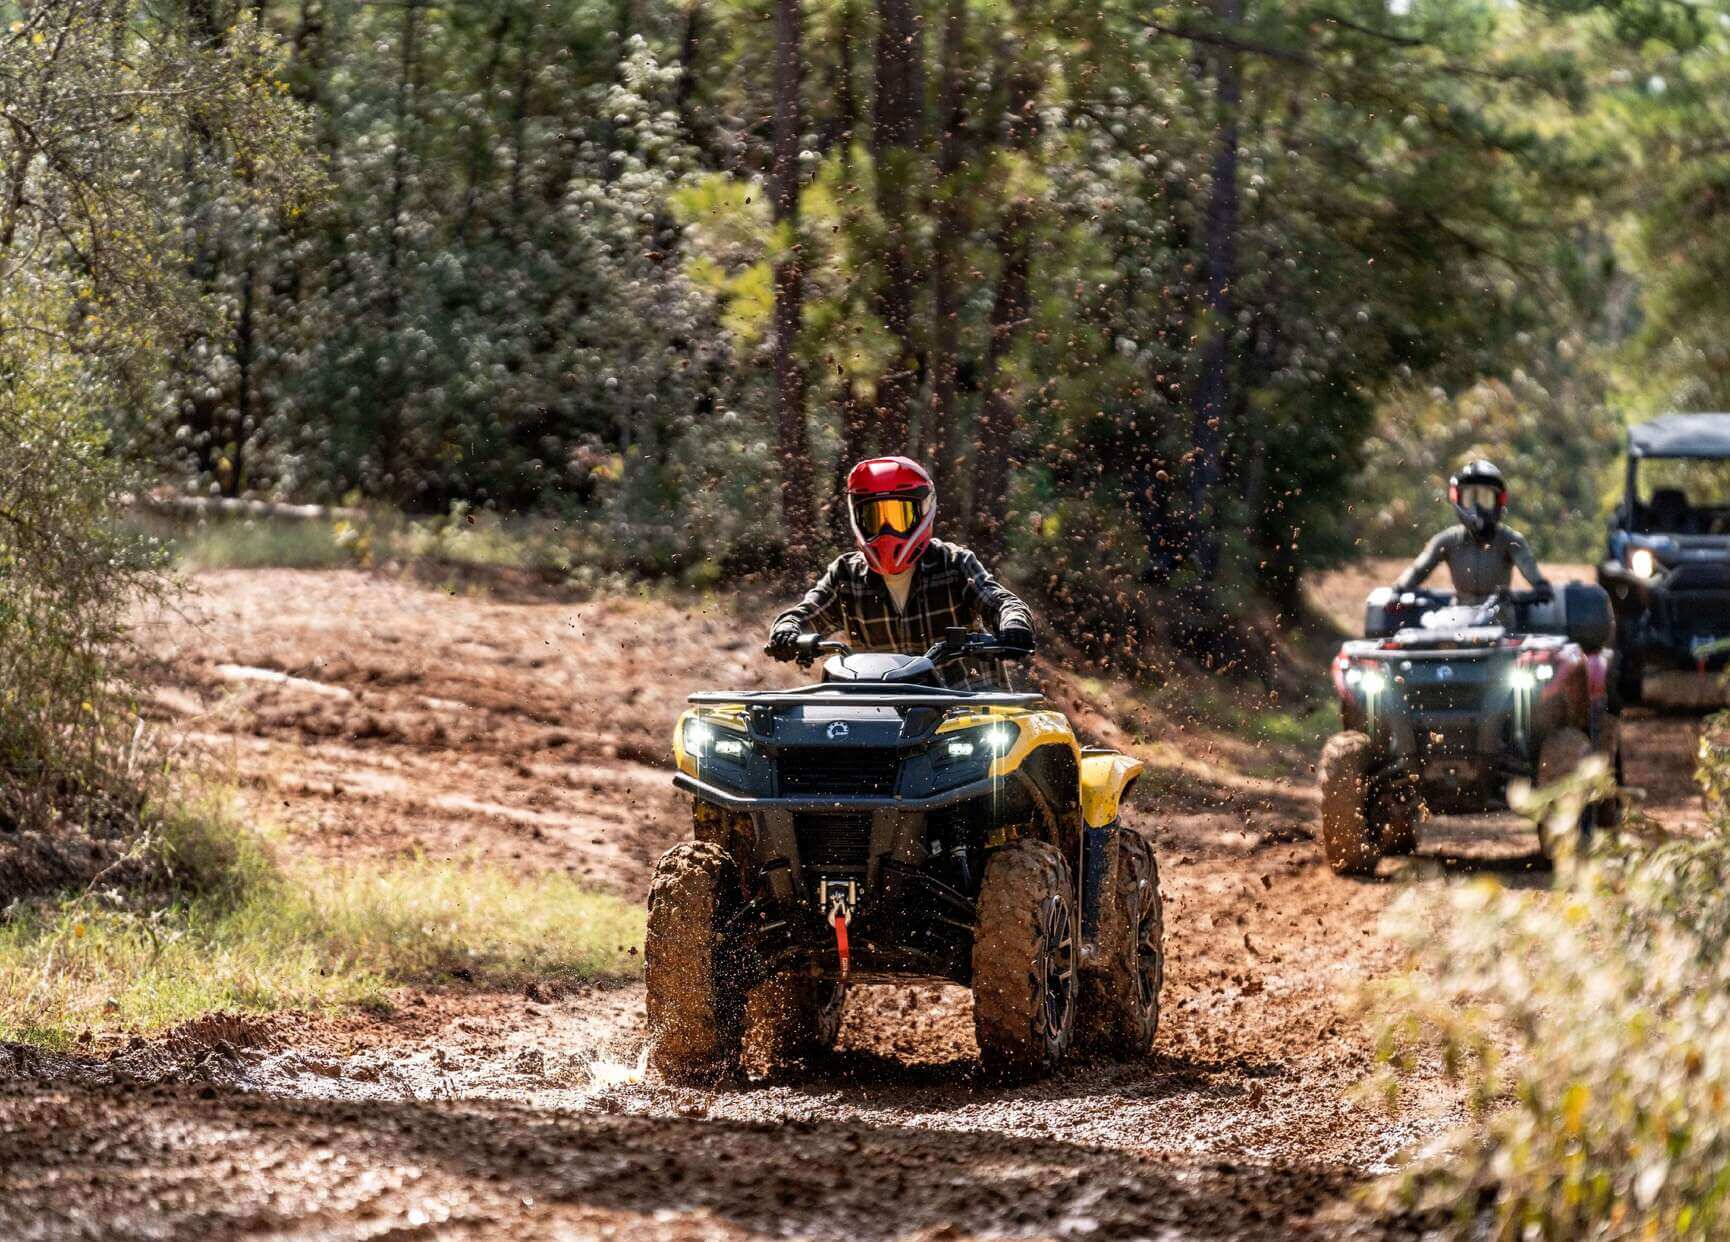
[1600,413,1730,706]
[646,631,1162,1081]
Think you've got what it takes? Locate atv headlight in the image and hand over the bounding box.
[1357,668,1388,697]
[929,722,1020,790]
[1629,547,1660,579]
[682,716,758,792]
[1509,667,1537,692]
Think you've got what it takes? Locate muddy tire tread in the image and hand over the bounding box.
[1319,732,1380,876]
[972,839,1076,1075]
[746,974,845,1066]
[1079,827,1164,1057]
[645,841,743,1083]
[1537,727,1595,860]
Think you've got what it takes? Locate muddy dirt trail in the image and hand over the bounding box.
[0,567,1713,1239]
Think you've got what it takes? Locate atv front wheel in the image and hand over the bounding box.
[747,973,846,1066]
[1614,650,1643,710]
[1536,727,1596,860]
[1374,780,1421,857]
[972,838,1077,1075]
[1319,732,1381,876]
[1078,826,1163,1057]
[645,841,744,1082]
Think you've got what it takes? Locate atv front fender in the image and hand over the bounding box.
[1080,751,1144,828]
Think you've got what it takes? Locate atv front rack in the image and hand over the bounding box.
[688,684,1044,709]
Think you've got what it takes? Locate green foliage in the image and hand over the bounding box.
[0,0,312,833]
[1368,731,1730,1236]
[0,795,644,1046]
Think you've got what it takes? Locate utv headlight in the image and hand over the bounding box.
[1357,668,1388,697]
[1509,667,1537,692]
[1629,548,1660,579]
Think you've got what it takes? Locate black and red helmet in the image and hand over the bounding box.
[1449,459,1508,539]
[846,456,936,575]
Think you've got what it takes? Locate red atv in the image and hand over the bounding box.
[1319,584,1620,874]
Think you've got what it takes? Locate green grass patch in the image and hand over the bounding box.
[0,800,644,1047]
[147,515,360,570]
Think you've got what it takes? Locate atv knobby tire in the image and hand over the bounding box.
[1374,781,1421,856]
[1615,650,1643,710]
[1320,732,1381,876]
[1536,727,1595,861]
[746,973,846,1066]
[645,841,744,1082]
[972,838,1077,1075]
[1079,826,1164,1057]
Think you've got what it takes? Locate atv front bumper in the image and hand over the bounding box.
[674,770,1027,984]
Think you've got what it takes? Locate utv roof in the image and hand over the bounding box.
[1629,413,1730,459]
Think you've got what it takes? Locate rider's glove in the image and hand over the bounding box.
[996,625,1036,656]
[765,623,804,662]
[1532,584,1555,604]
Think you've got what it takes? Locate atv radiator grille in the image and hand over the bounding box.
[1401,683,1489,714]
[777,747,901,797]
[794,814,873,872]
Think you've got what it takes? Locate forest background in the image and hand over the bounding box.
[6,0,1730,654]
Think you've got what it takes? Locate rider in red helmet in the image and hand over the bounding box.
[767,456,1035,659]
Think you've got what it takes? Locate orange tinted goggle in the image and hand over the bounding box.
[855,497,921,538]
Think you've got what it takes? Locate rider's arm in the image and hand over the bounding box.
[1393,530,1450,592]
[1507,531,1551,590]
[959,548,1034,637]
[770,556,848,640]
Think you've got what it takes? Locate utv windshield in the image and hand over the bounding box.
[1630,458,1730,535]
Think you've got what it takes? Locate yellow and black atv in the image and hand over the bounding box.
[646,629,1162,1082]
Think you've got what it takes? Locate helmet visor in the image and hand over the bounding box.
[854,496,922,538]
[1457,483,1501,511]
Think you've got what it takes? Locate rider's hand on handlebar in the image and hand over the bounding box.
[995,625,1036,657]
[765,623,804,662]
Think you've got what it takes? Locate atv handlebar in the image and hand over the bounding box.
[1387,586,1553,607]
[764,628,1032,667]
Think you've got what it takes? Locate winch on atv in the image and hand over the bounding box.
[645,628,1163,1081]
[1319,584,1621,874]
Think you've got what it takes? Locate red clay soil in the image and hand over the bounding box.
[0,565,1713,1240]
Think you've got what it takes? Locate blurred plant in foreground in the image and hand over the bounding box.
[1369,729,1730,1237]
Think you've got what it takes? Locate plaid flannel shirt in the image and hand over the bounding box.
[773,540,1034,656]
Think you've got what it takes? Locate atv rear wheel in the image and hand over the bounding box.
[747,974,846,1066]
[645,841,744,1082]
[1319,732,1381,876]
[1078,826,1163,1057]
[972,839,1077,1075]
[1536,727,1596,861]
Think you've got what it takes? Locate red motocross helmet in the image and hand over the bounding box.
[846,456,936,576]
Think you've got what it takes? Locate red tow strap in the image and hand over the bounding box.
[831,911,851,981]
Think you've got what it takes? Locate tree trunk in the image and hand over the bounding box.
[1190,0,1241,584]
[966,25,1039,555]
[969,202,1031,559]
[379,0,422,495]
[773,0,815,560]
[228,259,257,497]
[871,0,922,453]
[927,0,967,502]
